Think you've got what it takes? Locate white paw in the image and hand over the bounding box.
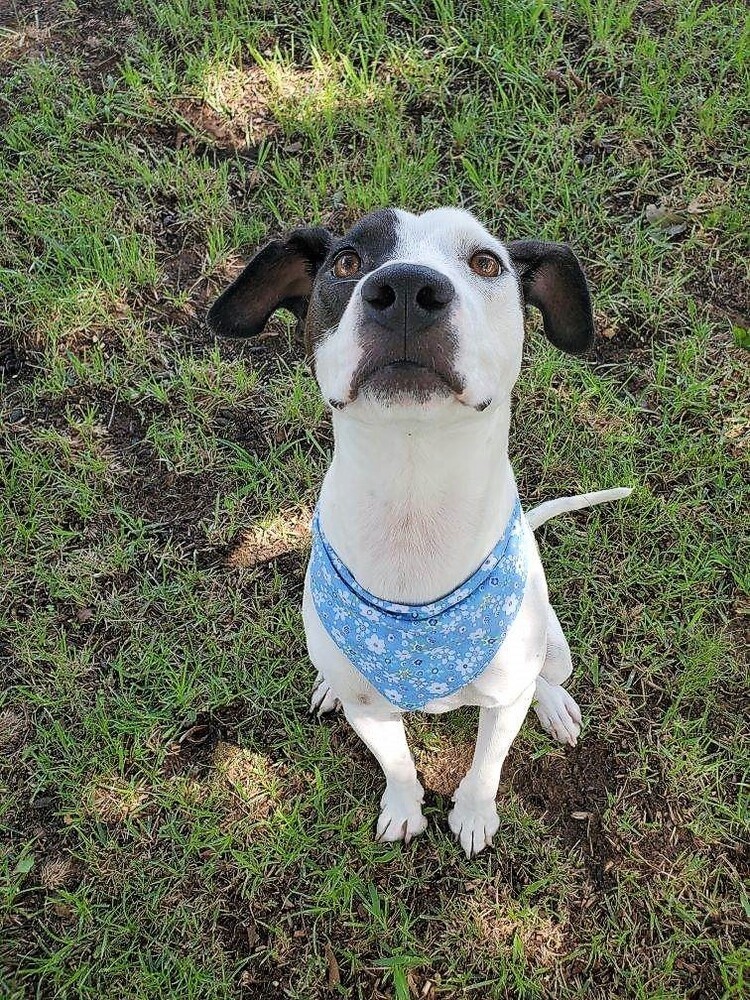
[448,793,500,858]
[534,677,581,747]
[309,674,341,717]
[376,782,427,844]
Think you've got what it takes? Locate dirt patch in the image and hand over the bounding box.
[0,705,30,751]
[214,887,322,998]
[174,66,278,152]
[216,897,270,982]
[163,700,249,777]
[227,512,310,570]
[699,255,749,330]
[0,332,29,386]
[417,740,475,797]
[0,1,137,81]
[99,390,275,566]
[504,736,696,888]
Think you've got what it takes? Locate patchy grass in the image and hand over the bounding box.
[1,1,748,998]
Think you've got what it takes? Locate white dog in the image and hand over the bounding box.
[209,208,630,857]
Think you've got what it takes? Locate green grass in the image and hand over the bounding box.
[1,1,748,997]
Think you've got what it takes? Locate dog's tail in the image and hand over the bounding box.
[526,487,632,531]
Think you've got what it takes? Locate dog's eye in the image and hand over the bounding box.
[469,251,502,278]
[332,250,362,279]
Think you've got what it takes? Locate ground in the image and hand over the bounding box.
[1,1,748,998]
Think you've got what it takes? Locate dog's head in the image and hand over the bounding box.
[208,208,593,417]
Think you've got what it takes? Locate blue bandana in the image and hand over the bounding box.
[309,499,528,710]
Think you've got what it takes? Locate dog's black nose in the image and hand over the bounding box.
[361,263,455,336]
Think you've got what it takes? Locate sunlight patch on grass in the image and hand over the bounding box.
[465,890,568,967]
[176,63,277,150]
[86,776,152,824]
[211,741,294,823]
[415,739,475,797]
[226,511,310,569]
[262,50,392,121]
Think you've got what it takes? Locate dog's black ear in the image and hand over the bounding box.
[507,241,594,354]
[207,227,334,338]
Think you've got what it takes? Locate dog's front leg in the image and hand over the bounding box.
[449,681,536,858]
[341,703,428,844]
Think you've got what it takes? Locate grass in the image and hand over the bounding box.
[1,0,748,997]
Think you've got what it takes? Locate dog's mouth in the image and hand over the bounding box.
[352,358,463,402]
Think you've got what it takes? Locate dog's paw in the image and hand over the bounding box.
[533,677,581,747]
[309,675,341,717]
[448,795,500,858]
[376,782,427,845]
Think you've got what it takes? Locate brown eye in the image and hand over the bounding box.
[469,250,502,278]
[332,250,362,279]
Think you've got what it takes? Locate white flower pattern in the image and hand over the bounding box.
[503,594,518,616]
[309,499,528,710]
[365,634,386,654]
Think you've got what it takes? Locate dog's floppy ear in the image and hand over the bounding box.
[207,227,334,338]
[507,241,594,354]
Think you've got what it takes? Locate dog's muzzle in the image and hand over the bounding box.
[349,263,462,402]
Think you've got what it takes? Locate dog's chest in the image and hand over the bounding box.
[337,495,483,603]
[320,414,517,604]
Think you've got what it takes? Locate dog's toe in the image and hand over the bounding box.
[448,798,500,858]
[376,783,427,844]
[309,680,341,717]
[534,678,581,747]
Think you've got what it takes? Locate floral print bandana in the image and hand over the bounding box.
[309,499,528,710]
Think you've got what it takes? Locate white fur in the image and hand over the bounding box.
[302,208,629,857]
[526,487,633,530]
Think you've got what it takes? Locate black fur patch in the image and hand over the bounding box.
[304,208,399,356]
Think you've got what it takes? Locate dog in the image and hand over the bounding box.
[208,207,630,858]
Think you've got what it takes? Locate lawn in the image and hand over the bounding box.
[1,1,748,998]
